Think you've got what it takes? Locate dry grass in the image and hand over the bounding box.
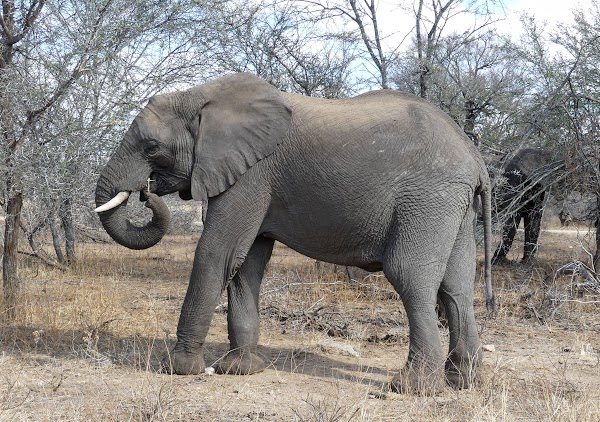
[0,229,599,421]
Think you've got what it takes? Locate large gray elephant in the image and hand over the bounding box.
[95,73,492,394]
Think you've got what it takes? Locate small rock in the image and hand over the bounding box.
[319,339,360,357]
[368,391,387,400]
[482,344,495,352]
[204,367,215,375]
[581,343,595,354]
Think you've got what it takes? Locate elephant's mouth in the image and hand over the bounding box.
[138,175,157,202]
[96,176,155,213]
[95,175,172,250]
[148,173,191,199]
[95,173,192,213]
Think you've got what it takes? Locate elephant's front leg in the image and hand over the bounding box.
[492,212,521,264]
[522,193,545,263]
[161,244,226,375]
[216,236,275,375]
[161,188,270,375]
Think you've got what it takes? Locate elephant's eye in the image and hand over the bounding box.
[144,140,160,156]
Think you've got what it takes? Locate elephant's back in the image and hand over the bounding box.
[280,91,484,179]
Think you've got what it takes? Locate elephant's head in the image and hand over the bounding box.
[95,73,292,250]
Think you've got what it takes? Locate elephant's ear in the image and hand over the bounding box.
[190,73,292,202]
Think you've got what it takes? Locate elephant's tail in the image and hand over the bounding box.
[479,178,495,313]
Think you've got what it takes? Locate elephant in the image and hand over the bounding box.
[95,73,493,394]
[490,147,600,265]
[491,148,550,264]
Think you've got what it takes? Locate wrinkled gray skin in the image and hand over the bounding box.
[96,73,493,394]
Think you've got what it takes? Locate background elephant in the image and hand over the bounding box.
[491,148,551,264]
[490,147,600,265]
[95,73,492,394]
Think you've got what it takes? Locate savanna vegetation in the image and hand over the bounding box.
[0,0,599,420]
[0,231,599,420]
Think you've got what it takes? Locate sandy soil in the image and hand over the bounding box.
[0,228,599,421]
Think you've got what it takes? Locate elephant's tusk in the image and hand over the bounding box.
[95,191,130,213]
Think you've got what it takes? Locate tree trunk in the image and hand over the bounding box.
[594,195,600,270]
[463,100,480,145]
[416,0,427,99]
[1,0,49,319]
[3,191,23,320]
[60,198,76,264]
[50,215,65,265]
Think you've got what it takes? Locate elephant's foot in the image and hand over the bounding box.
[215,350,266,375]
[491,255,510,265]
[445,354,481,389]
[521,256,536,265]
[390,362,445,395]
[160,349,205,375]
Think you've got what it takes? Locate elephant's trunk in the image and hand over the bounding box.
[95,173,170,250]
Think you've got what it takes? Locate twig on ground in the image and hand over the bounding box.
[543,261,599,289]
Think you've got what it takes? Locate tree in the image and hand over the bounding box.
[205,1,358,97]
[1,0,50,318]
[406,0,505,99]
[16,0,218,267]
[0,0,224,317]
[424,29,523,145]
[550,6,600,266]
[478,8,600,267]
[296,0,405,90]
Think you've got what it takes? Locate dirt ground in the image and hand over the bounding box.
[0,227,599,421]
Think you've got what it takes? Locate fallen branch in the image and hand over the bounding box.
[17,250,66,271]
[76,227,112,243]
[18,219,67,271]
[541,260,600,313]
[543,261,599,289]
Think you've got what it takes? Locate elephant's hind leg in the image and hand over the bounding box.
[385,262,446,394]
[383,219,459,394]
[216,236,275,375]
[439,207,482,389]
